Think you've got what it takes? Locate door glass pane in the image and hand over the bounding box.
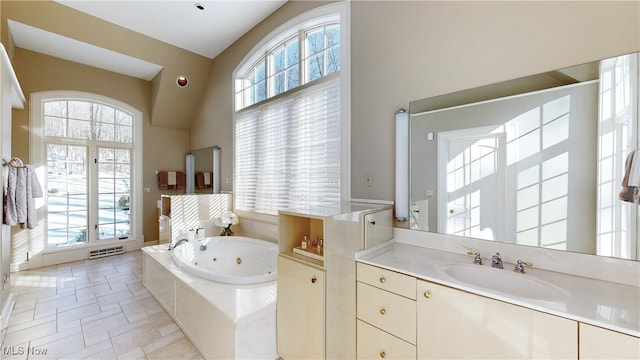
[97,147,131,240]
[46,144,88,247]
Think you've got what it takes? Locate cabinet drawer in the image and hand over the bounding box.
[357,320,416,360]
[357,262,416,299]
[357,282,416,344]
[363,209,393,249]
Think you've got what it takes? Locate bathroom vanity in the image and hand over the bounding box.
[356,241,639,360]
[276,203,393,360]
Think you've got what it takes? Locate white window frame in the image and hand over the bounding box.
[28,91,143,265]
[233,3,350,222]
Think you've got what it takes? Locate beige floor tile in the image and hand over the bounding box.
[116,346,146,360]
[56,297,98,313]
[4,251,203,360]
[141,328,185,354]
[82,312,128,343]
[5,314,56,334]
[107,317,153,339]
[6,309,34,327]
[34,293,77,314]
[79,304,123,325]
[158,323,180,337]
[57,302,102,324]
[145,337,201,360]
[58,339,113,360]
[30,319,82,348]
[2,320,57,347]
[111,323,161,355]
[31,332,85,359]
[96,287,135,307]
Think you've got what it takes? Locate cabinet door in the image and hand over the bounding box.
[277,256,325,359]
[417,280,577,359]
[579,323,640,359]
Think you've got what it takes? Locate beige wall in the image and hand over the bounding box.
[11,49,189,243]
[350,0,640,201]
[190,1,333,193]
[2,0,639,246]
[190,1,639,207]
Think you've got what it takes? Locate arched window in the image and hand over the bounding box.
[30,91,143,250]
[234,4,348,215]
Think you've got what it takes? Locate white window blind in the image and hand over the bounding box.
[235,76,340,214]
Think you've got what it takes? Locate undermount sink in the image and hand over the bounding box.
[437,263,570,300]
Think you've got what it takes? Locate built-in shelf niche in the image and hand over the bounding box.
[279,212,325,267]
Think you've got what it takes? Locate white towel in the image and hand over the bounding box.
[4,159,43,229]
[167,171,177,186]
[203,172,211,186]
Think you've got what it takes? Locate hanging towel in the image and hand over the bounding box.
[158,171,168,189]
[195,172,205,189]
[167,171,177,188]
[4,159,43,229]
[620,149,640,203]
[203,172,211,187]
[176,172,185,190]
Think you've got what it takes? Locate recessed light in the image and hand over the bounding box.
[177,76,189,87]
[194,3,205,11]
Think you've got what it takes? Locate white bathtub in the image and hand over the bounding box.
[171,236,278,284]
[143,244,277,359]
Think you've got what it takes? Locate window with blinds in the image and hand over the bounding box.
[234,10,343,215]
[235,76,340,214]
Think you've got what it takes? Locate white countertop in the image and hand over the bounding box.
[357,242,640,337]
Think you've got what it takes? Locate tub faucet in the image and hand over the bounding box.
[491,252,503,269]
[169,238,189,251]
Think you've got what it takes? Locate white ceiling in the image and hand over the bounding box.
[8,1,286,80]
[55,0,286,59]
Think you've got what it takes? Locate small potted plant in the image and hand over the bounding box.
[214,212,239,236]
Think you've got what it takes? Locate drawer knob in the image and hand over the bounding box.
[379,351,386,358]
[424,290,431,298]
[369,220,376,225]
[379,276,386,283]
[379,308,386,315]
[311,276,317,284]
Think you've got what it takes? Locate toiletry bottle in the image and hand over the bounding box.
[318,239,323,255]
[302,235,308,250]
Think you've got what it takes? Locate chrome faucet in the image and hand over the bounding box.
[513,259,532,273]
[168,238,189,251]
[473,252,483,265]
[491,252,503,269]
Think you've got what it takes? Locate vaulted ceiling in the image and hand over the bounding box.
[3,0,286,130]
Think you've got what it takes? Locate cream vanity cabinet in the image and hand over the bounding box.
[356,263,417,360]
[579,323,640,359]
[356,262,584,360]
[417,279,577,359]
[277,205,392,360]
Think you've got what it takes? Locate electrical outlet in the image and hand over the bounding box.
[365,173,373,187]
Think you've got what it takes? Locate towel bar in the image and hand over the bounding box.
[2,157,27,169]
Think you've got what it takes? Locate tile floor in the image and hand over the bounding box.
[0,250,203,360]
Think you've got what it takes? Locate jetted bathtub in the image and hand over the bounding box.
[170,236,278,284]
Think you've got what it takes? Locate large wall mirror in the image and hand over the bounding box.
[188,146,219,193]
[409,52,639,261]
